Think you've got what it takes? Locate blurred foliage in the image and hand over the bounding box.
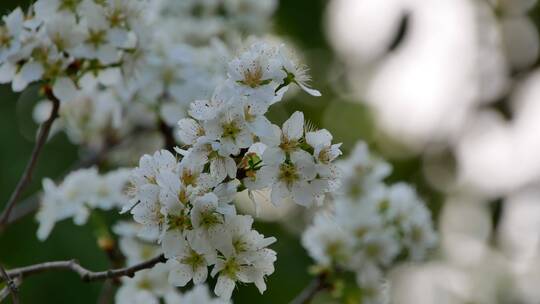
[0,0,443,303]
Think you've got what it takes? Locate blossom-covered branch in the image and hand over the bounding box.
[0,0,345,302]
[2,254,166,283]
[0,92,60,229]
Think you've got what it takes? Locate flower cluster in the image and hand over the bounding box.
[302,142,437,304]
[114,222,229,304]
[122,41,339,299]
[13,0,344,300]
[124,149,277,300]
[17,0,280,152]
[176,40,336,208]
[151,0,278,45]
[36,167,130,241]
[0,0,144,94]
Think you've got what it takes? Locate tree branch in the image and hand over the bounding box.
[3,130,130,227]
[0,90,60,228]
[0,263,19,304]
[2,254,165,284]
[289,273,330,304]
[0,277,20,303]
[158,119,176,153]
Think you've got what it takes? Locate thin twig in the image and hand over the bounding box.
[2,254,165,284]
[0,263,19,304]
[0,287,10,302]
[0,277,20,302]
[96,235,126,304]
[0,91,60,228]
[3,141,109,227]
[289,273,330,304]
[4,126,154,227]
[4,194,39,227]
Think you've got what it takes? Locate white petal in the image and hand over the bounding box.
[192,265,208,284]
[177,118,201,145]
[306,129,332,149]
[97,44,119,65]
[168,262,193,287]
[292,181,315,207]
[161,231,188,259]
[262,147,285,165]
[215,275,235,299]
[13,62,44,91]
[270,182,288,206]
[225,156,237,178]
[189,99,220,120]
[298,82,322,97]
[0,63,16,83]
[210,158,227,184]
[282,111,304,141]
[291,150,316,180]
[53,77,78,102]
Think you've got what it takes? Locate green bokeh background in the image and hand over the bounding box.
[0,1,444,303]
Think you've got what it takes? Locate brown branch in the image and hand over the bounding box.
[0,263,19,304]
[289,273,330,304]
[0,277,20,303]
[2,254,165,284]
[0,287,10,302]
[3,131,129,227]
[158,119,176,153]
[4,194,39,227]
[0,91,60,229]
[94,226,126,303]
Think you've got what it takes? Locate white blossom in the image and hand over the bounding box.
[36,167,130,240]
[302,141,437,304]
[164,231,216,286]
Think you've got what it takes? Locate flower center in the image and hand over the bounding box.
[200,211,221,229]
[167,212,191,231]
[242,65,263,88]
[222,120,241,140]
[222,257,240,278]
[87,29,107,48]
[181,169,197,187]
[355,227,368,238]
[107,9,126,28]
[137,279,152,290]
[325,241,343,261]
[178,189,190,205]
[279,136,299,153]
[378,199,390,214]
[365,242,382,259]
[278,163,299,185]
[181,250,205,271]
[59,0,81,12]
[233,237,248,253]
[318,147,331,164]
[144,175,157,184]
[410,226,424,243]
[0,27,11,48]
[97,184,109,197]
